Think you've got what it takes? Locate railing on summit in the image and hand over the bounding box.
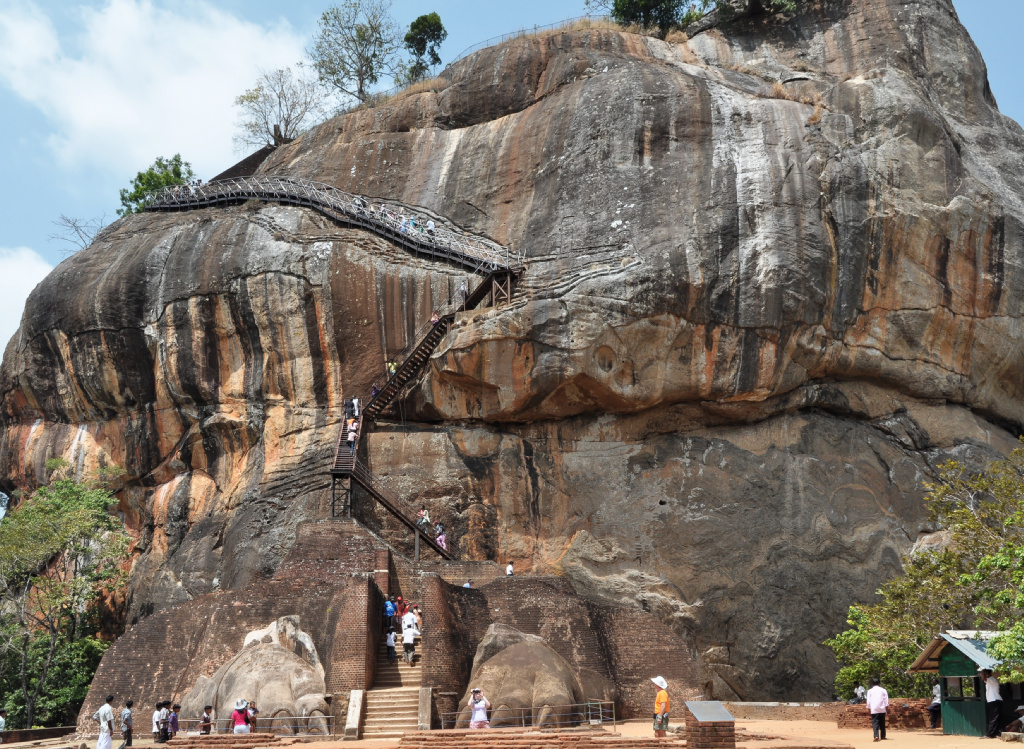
[145,175,523,272]
[439,700,615,730]
[175,714,335,736]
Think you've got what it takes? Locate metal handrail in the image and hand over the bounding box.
[443,15,597,71]
[145,176,523,271]
[175,714,334,736]
[440,699,615,730]
[352,462,453,557]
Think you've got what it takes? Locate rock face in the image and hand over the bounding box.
[3,0,1024,700]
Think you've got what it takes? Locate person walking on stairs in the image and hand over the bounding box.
[416,505,431,529]
[435,522,447,550]
[402,621,420,663]
[384,596,396,631]
[506,561,513,576]
[347,418,358,455]
[651,677,669,738]
[386,628,397,664]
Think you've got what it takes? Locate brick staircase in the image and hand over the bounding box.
[398,729,686,749]
[362,635,423,738]
[167,733,300,748]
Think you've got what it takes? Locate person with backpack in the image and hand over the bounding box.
[117,700,133,749]
[231,700,250,734]
[93,695,115,749]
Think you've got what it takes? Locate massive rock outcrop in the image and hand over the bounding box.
[3,0,1024,699]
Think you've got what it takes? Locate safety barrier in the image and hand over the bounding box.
[146,176,522,272]
[174,714,334,736]
[440,700,615,730]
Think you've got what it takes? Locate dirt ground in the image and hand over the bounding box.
[11,721,1000,749]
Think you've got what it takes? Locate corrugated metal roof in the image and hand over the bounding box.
[908,631,1002,673]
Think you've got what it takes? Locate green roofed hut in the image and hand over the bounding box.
[909,630,1024,736]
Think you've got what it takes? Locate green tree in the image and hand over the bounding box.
[584,0,800,30]
[118,154,195,216]
[403,13,447,83]
[825,446,1024,696]
[0,460,129,727]
[308,0,402,103]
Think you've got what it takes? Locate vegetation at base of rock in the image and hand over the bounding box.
[0,460,129,727]
[233,67,328,153]
[401,13,447,85]
[826,446,1024,696]
[309,0,402,103]
[117,154,195,216]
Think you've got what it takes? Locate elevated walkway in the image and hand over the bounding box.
[145,176,523,273]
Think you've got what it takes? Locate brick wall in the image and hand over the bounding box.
[1,727,75,743]
[77,520,386,734]
[836,699,931,729]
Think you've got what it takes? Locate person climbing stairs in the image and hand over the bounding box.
[362,635,423,738]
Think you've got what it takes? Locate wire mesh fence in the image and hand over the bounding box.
[440,700,615,730]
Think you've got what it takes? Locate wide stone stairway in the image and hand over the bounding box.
[397,729,686,749]
[363,634,423,738]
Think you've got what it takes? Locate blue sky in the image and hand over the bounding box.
[0,0,1017,348]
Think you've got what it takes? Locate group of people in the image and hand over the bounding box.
[384,596,422,664]
[88,696,259,747]
[415,506,448,549]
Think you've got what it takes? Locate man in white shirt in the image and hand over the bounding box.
[928,680,941,729]
[506,562,513,576]
[866,678,889,742]
[852,683,867,704]
[0,708,7,740]
[982,669,1003,738]
[94,695,115,749]
[463,580,472,588]
[402,623,421,663]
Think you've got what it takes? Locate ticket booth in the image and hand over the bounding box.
[909,630,1023,736]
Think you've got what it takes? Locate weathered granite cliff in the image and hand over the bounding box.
[3,0,1024,699]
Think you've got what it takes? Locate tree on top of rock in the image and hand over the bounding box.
[117,154,195,216]
[308,0,402,104]
[233,67,327,153]
[583,0,801,34]
[402,12,447,84]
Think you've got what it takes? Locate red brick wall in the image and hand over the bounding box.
[837,699,931,729]
[1,727,75,742]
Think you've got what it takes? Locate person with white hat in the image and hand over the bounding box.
[230,700,250,734]
[651,676,669,737]
[468,688,490,729]
[1004,705,1024,733]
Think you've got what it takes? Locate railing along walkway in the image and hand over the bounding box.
[145,176,522,273]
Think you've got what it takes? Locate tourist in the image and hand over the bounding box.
[464,580,472,588]
[344,398,354,420]
[866,677,888,742]
[0,708,7,737]
[1005,706,1024,733]
[371,384,380,399]
[385,596,396,631]
[152,703,161,742]
[94,695,116,749]
[436,524,447,550]
[158,701,170,743]
[117,700,133,749]
[413,605,422,632]
[386,628,397,664]
[506,561,514,576]
[387,360,397,377]
[851,682,866,704]
[426,220,435,237]
[170,705,181,738]
[231,700,250,734]
[403,621,421,663]
[468,688,490,729]
[983,668,1003,738]
[928,679,941,729]
[651,676,669,738]
[247,703,259,732]
[199,706,214,736]
[353,398,360,417]
[416,505,431,528]
[430,310,440,326]
[402,605,418,631]
[347,418,358,455]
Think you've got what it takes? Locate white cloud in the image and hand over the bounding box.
[0,0,308,180]
[0,247,54,352]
